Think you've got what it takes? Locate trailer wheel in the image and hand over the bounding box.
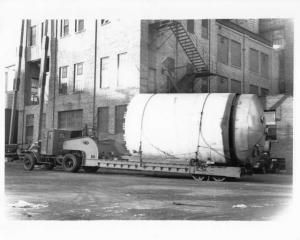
[192,175,207,181]
[83,167,99,173]
[212,176,226,182]
[62,154,82,173]
[23,153,36,171]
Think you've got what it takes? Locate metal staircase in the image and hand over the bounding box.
[156,20,209,75]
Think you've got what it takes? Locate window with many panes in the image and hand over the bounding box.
[58,110,83,130]
[101,19,111,25]
[249,48,259,73]
[59,66,68,94]
[97,107,109,135]
[201,20,208,39]
[115,105,127,134]
[261,87,269,97]
[231,79,241,93]
[187,20,194,34]
[230,40,241,68]
[25,114,34,144]
[260,52,269,78]
[75,19,84,32]
[217,76,228,93]
[100,57,109,88]
[117,53,128,87]
[74,62,84,92]
[61,20,69,37]
[30,25,36,46]
[217,35,229,65]
[249,84,259,95]
[30,77,39,105]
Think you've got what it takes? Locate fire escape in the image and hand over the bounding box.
[152,20,214,92]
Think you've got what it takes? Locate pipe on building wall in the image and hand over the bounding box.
[37,21,49,148]
[92,19,98,133]
[242,34,246,93]
[9,19,24,144]
[50,20,58,129]
[21,20,30,146]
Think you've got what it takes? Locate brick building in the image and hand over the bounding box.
[7,19,283,147]
[259,19,294,95]
[5,64,17,144]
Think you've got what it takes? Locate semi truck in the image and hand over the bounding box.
[21,93,267,181]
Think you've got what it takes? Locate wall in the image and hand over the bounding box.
[17,19,141,146]
[212,20,279,94]
[140,20,279,95]
[262,95,293,174]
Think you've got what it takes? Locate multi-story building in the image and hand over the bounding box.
[5,64,17,144]
[259,18,294,95]
[7,19,281,147]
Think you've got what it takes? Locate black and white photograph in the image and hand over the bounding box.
[0,0,298,239]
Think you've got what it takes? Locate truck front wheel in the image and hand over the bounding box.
[23,153,36,171]
[62,153,81,173]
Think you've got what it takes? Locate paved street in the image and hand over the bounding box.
[5,161,292,220]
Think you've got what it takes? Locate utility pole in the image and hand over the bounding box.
[9,20,25,144]
[37,20,49,151]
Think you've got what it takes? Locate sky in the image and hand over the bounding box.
[0,19,21,69]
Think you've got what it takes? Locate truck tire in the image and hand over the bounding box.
[23,153,36,171]
[62,153,82,173]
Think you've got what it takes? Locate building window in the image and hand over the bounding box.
[75,19,84,32]
[6,69,15,92]
[230,40,241,68]
[187,20,194,34]
[101,19,111,25]
[97,107,109,135]
[272,29,285,49]
[25,114,34,144]
[249,48,259,73]
[76,62,83,75]
[201,20,208,39]
[261,87,269,97]
[217,76,228,93]
[265,110,277,141]
[217,35,229,65]
[74,63,84,92]
[42,113,46,130]
[58,110,83,130]
[249,84,259,95]
[231,79,241,93]
[148,68,157,93]
[200,77,209,93]
[115,105,127,134]
[260,52,269,78]
[30,25,36,46]
[5,72,8,92]
[117,52,128,87]
[30,77,39,105]
[59,66,68,94]
[61,20,69,37]
[100,57,109,88]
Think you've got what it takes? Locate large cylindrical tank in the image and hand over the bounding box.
[124,93,265,166]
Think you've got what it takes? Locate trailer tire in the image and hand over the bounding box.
[62,154,82,173]
[23,153,36,171]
